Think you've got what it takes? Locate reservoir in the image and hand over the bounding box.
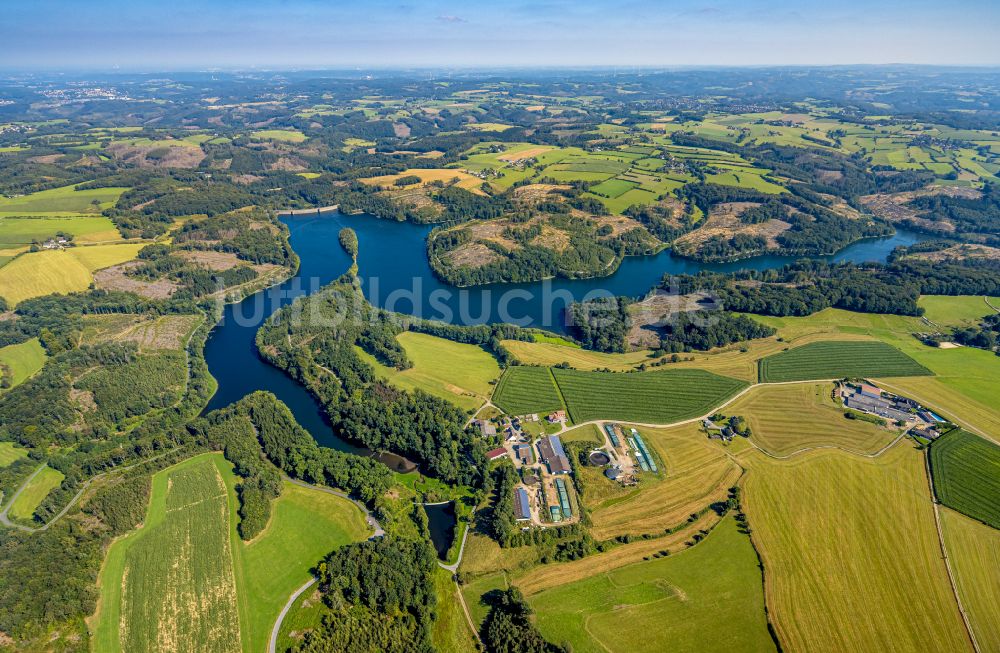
[424,502,458,560]
[203,209,926,452]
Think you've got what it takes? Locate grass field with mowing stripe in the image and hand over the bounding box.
[929,429,1000,529]
[530,517,776,653]
[725,382,898,456]
[492,366,563,415]
[8,465,63,522]
[940,507,1000,652]
[758,340,931,382]
[740,444,970,653]
[0,337,46,390]
[552,367,747,424]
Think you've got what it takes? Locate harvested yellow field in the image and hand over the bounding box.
[741,444,971,653]
[940,507,1000,652]
[501,339,653,371]
[0,244,143,306]
[725,382,899,456]
[359,168,486,194]
[587,422,742,540]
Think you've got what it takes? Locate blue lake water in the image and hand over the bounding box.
[202,210,926,451]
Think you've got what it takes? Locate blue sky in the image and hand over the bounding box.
[4,0,999,70]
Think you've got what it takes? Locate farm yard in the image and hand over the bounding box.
[529,517,776,653]
[585,421,742,540]
[929,429,1000,529]
[758,340,932,382]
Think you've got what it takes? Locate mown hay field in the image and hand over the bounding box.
[585,422,740,540]
[940,507,1000,652]
[0,243,143,306]
[552,367,747,424]
[725,382,898,456]
[93,453,370,653]
[740,444,970,653]
[529,517,776,653]
[929,429,1000,529]
[7,465,63,522]
[492,366,563,415]
[0,337,47,390]
[758,340,931,382]
[355,332,500,411]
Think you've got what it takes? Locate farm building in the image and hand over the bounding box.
[514,488,531,521]
[604,424,621,447]
[513,443,533,464]
[554,478,572,518]
[858,383,882,399]
[486,447,507,461]
[475,419,497,437]
[537,435,571,474]
[547,410,567,423]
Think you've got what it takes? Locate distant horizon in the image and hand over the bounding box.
[5,0,1000,70]
[5,63,1000,77]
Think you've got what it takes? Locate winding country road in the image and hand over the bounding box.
[268,477,385,653]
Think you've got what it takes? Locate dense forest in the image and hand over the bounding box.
[294,537,439,653]
[256,279,493,487]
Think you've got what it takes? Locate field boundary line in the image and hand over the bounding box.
[548,367,571,419]
[923,451,981,653]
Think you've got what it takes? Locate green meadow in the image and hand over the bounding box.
[0,184,126,217]
[0,338,47,390]
[530,517,776,653]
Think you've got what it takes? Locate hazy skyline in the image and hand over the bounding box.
[4,0,1000,71]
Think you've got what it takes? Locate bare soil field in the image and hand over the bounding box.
[177,250,243,271]
[673,202,791,255]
